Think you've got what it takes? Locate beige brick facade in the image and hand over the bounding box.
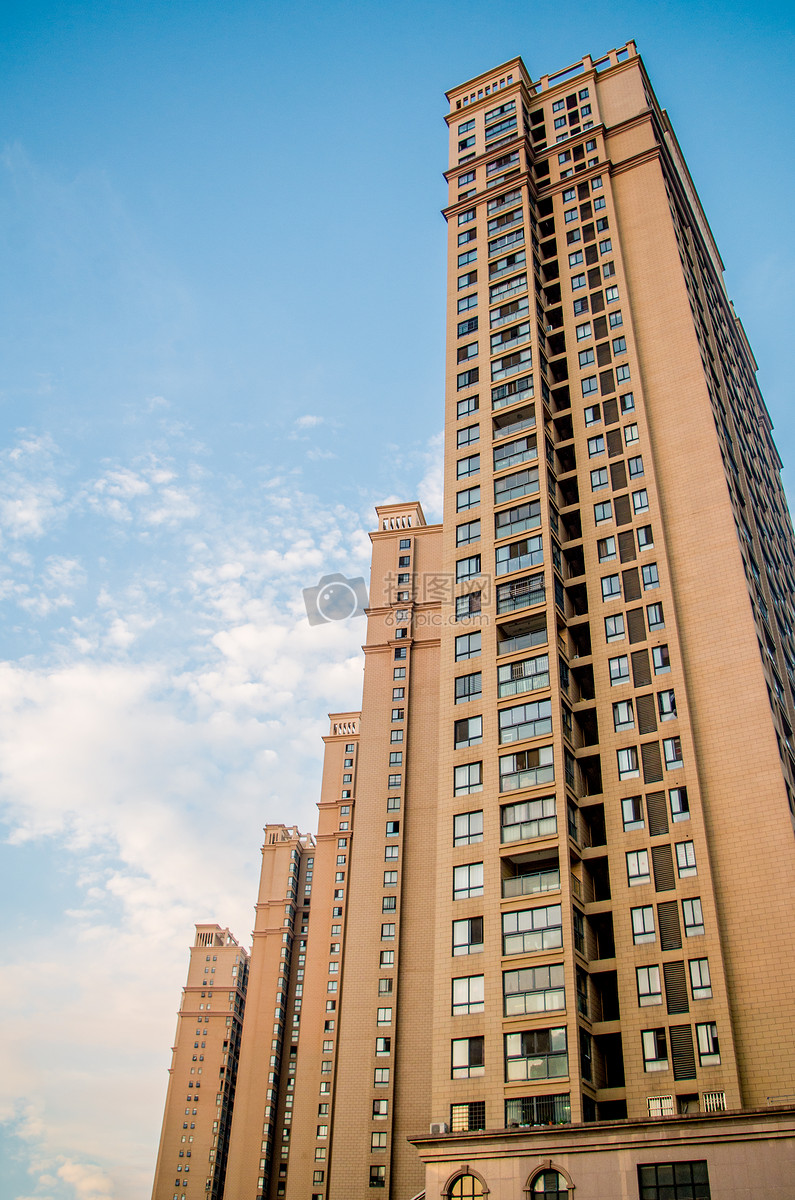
[153,41,795,1200]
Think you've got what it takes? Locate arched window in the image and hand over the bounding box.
[531,1170,568,1198]
[449,1173,486,1199]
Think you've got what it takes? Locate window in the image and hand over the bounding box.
[571,273,586,291]
[503,964,565,1015]
[664,737,683,770]
[632,905,655,944]
[591,467,608,491]
[457,341,478,363]
[595,500,612,524]
[587,432,604,455]
[458,251,477,269]
[452,974,485,1015]
[500,796,556,841]
[638,1161,710,1200]
[497,653,549,697]
[689,958,712,1000]
[369,1165,386,1188]
[609,309,623,327]
[382,895,396,912]
[605,285,619,303]
[383,870,397,886]
[696,1022,720,1066]
[637,965,662,1006]
[458,208,476,225]
[458,228,476,246]
[602,574,621,601]
[456,555,481,582]
[372,1099,388,1118]
[642,563,660,590]
[621,390,635,412]
[458,293,477,313]
[609,655,630,685]
[628,455,644,478]
[642,1028,668,1072]
[584,403,601,425]
[637,522,653,548]
[670,787,690,822]
[498,698,553,742]
[627,849,650,886]
[454,762,483,795]
[582,375,598,395]
[576,321,591,340]
[457,424,480,448]
[457,486,481,511]
[455,592,481,619]
[613,700,634,731]
[598,535,616,561]
[455,631,481,660]
[653,645,671,674]
[384,844,398,860]
[502,904,562,954]
[647,602,665,630]
[656,690,676,722]
[453,915,484,955]
[676,841,697,877]
[378,977,393,994]
[457,454,480,479]
[379,950,394,967]
[450,1103,486,1134]
[455,672,482,703]
[499,745,554,791]
[453,862,484,900]
[505,1027,567,1080]
[454,810,484,845]
[618,746,640,779]
[622,795,644,831]
[573,296,589,314]
[568,251,584,267]
[605,613,625,642]
[457,520,481,546]
[530,1170,569,1197]
[375,1035,391,1054]
[616,363,631,383]
[683,898,704,937]
[457,394,479,418]
[377,1006,392,1025]
[633,489,650,514]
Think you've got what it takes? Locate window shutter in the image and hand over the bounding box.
[607,429,623,458]
[651,843,675,891]
[631,649,652,686]
[642,740,664,783]
[593,316,608,339]
[623,568,641,601]
[663,962,689,1014]
[636,694,657,735]
[627,607,646,642]
[597,342,612,367]
[600,369,615,396]
[591,291,605,312]
[611,461,627,490]
[657,900,682,950]
[583,223,596,244]
[618,530,636,561]
[588,267,602,288]
[645,791,669,837]
[669,1024,697,1080]
[602,397,618,424]
[614,493,631,525]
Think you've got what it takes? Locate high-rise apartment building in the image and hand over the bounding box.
[152,42,795,1200]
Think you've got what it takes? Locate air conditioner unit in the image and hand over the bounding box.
[429,1122,449,1135]
[546,324,554,332]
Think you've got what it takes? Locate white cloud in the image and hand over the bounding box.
[417,430,444,521]
[294,414,323,428]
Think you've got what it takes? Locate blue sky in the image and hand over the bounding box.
[0,2,793,1197]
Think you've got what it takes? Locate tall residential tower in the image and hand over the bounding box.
[153,42,795,1200]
